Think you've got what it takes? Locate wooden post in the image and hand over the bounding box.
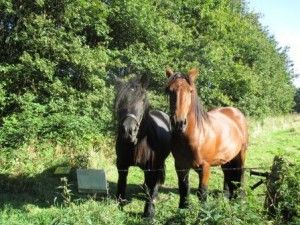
[264,156,284,218]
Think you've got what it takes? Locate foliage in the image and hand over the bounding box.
[0,0,296,149]
[265,157,300,223]
[0,0,114,149]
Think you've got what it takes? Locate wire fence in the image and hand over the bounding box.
[113,166,271,173]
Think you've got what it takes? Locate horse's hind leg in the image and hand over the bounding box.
[143,170,161,218]
[222,151,245,199]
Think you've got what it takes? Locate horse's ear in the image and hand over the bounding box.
[140,73,149,88]
[188,68,199,83]
[166,68,174,77]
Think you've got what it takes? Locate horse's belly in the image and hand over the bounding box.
[209,152,236,166]
[207,143,242,166]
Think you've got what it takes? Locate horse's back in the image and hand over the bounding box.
[210,107,247,141]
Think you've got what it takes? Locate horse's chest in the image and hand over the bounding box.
[132,138,153,167]
[171,137,196,167]
[172,133,214,168]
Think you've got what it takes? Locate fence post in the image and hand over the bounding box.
[264,156,284,218]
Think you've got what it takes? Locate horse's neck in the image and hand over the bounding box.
[137,109,150,139]
[185,104,207,145]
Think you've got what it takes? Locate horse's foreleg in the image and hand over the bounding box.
[176,167,190,208]
[143,171,160,218]
[197,162,211,201]
[116,166,129,203]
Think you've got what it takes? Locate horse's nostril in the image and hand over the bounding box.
[128,126,138,136]
[175,119,187,131]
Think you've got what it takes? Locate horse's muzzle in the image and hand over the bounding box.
[174,119,187,132]
[122,124,138,144]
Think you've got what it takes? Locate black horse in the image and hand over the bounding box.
[114,74,171,218]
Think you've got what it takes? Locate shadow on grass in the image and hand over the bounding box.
[0,166,224,214]
[0,166,179,210]
[108,180,224,202]
[108,181,181,203]
[0,165,90,209]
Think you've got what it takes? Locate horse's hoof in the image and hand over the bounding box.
[179,201,189,209]
[196,192,207,202]
[229,189,245,200]
[223,189,230,199]
[142,212,155,219]
[200,195,207,202]
[143,203,155,218]
[117,198,128,207]
[238,189,246,198]
[142,210,155,219]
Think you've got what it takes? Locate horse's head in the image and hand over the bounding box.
[165,68,199,133]
[115,74,149,144]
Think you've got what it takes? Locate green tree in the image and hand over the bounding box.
[0,0,113,148]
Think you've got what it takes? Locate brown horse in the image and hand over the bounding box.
[165,68,248,208]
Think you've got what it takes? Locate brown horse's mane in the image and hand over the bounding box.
[166,72,208,129]
[192,91,208,129]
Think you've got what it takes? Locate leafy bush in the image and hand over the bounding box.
[265,156,300,224]
[0,0,114,150]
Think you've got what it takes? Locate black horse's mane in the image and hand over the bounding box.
[115,76,150,119]
[166,72,208,128]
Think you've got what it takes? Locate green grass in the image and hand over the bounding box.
[1,115,300,224]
